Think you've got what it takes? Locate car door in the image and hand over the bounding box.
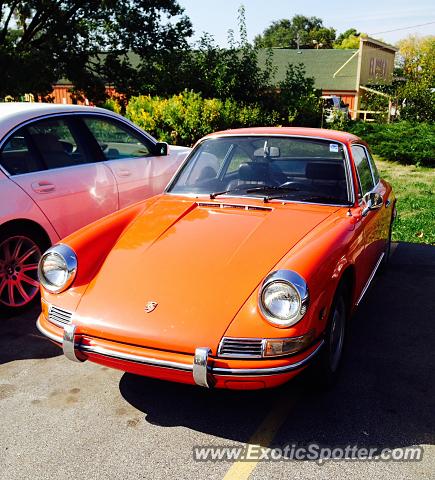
[81,116,182,209]
[352,144,387,284]
[1,116,118,239]
[366,148,392,244]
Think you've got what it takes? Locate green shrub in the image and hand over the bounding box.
[126,92,434,167]
[101,98,122,114]
[326,109,352,131]
[347,121,435,167]
[125,90,275,146]
[398,77,435,123]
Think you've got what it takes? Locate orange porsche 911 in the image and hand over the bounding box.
[37,127,395,390]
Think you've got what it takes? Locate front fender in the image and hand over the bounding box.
[41,197,158,312]
[224,210,360,340]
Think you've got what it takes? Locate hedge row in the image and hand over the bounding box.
[125,91,279,146]
[119,92,434,166]
[347,121,435,167]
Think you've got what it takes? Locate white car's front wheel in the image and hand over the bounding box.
[0,228,46,313]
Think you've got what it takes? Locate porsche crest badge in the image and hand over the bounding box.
[145,301,158,313]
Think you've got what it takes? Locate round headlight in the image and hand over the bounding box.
[259,270,309,327]
[38,244,77,293]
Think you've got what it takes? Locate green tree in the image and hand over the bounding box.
[276,63,322,126]
[398,77,435,122]
[158,6,276,103]
[335,28,359,45]
[396,35,435,81]
[395,35,435,122]
[101,5,276,104]
[0,1,192,102]
[334,29,367,49]
[254,15,336,49]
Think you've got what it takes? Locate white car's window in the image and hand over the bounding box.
[352,145,375,197]
[83,117,151,160]
[0,131,44,175]
[27,118,90,170]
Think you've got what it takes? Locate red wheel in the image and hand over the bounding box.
[0,232,44,310]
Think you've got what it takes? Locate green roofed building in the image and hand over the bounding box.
[258,37,397,119]
[32,36,396,120]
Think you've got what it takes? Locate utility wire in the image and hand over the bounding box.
[371,21,435,35]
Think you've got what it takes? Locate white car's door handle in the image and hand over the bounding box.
[31,181,56,193]
[117,170,132,177]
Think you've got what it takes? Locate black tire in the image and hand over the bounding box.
[0,225,50,317]
[380,214,394,273]
[309,284,349,389]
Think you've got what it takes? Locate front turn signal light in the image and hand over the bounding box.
[264,330,315,357]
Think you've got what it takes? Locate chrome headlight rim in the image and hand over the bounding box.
[38,244,77,294]
[259,270,309,328]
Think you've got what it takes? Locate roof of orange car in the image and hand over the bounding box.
[204,127,362,144]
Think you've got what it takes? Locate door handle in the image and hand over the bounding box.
[385,199,391,208]
[117,169,132,177]
[31,181,56,193]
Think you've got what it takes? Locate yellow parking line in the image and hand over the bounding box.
[223,390,300,480]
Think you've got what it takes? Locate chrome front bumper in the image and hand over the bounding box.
[37,318,324,388]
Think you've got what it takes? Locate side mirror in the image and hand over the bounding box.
[362,192,383,217]
[154,142,168,156]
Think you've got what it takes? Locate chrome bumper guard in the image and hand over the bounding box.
[63,324,85,363]
[37,318,324,388]
[193,347,213,388]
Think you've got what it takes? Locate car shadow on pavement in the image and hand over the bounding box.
[120,242,435,449]
[0,306,61,364]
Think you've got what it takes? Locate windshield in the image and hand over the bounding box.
[167,136,351,205]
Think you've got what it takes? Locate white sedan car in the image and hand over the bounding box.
[0,103,190,313]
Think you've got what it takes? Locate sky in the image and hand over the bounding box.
[178,0,435,46]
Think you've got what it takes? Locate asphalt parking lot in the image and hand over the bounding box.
[1,242,434,480]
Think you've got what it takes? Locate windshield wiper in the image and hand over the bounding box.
[260,192,351,204]
[245,185,299,194]
[210,185,299,200]
[210,187,246,199]
[246,185,301,203]
[297,194,352,205]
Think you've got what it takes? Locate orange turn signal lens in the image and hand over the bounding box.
[264,330,315,357]
[41,299,50,320]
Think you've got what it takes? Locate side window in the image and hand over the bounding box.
[226,147,251,173]
[366,150,380,184]
[27,118,90,170]
[179,152,221,185]
[352,145,375,197]
[0,129,44,175]
[83,117,151,160]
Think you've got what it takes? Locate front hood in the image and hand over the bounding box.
[75,196,337,354]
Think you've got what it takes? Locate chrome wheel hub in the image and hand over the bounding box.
[0,236,42,308]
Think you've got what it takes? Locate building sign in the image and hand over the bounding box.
[359,38,396,85]
[369,58,387,78]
